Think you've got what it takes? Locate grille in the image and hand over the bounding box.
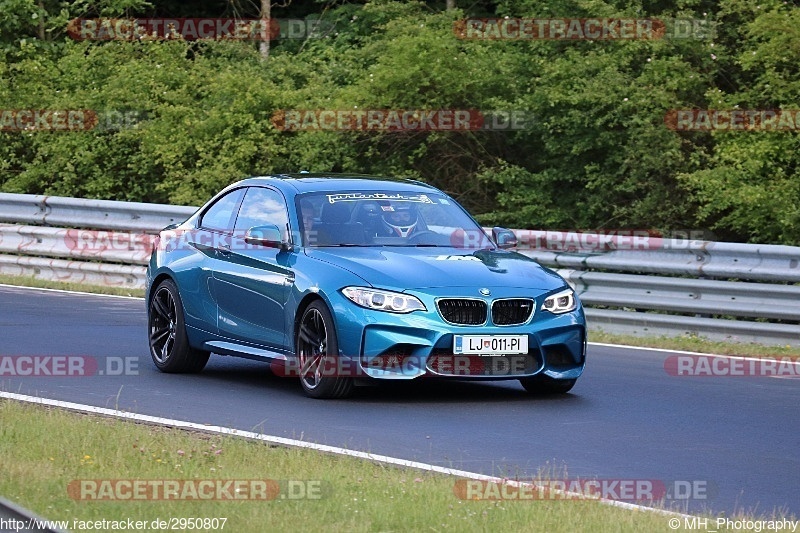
[491,298,534,326]
[436,299,487,325]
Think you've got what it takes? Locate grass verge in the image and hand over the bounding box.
[589,329,800,359]
[0,399,685,533]
[0,274,145,298]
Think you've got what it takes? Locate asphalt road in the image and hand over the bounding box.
[1,285,798,516]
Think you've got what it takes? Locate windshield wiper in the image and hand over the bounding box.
[379,243,440,247]
[322,243,370,247]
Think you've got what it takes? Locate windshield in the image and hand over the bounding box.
[296,191,492,248]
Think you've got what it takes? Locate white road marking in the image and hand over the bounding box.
[0,283,142,300]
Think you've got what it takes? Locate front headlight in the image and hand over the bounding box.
[541,288,577,314]
[342,287,426,314]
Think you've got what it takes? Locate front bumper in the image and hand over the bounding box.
[328,286,587,381]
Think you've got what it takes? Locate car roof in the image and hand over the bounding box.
[235,173,440,194]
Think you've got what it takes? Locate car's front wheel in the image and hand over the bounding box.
[296,301,353,399]
[148,279,210,373]
[519,375,576,395]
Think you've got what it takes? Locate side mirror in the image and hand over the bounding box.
[492,227,517,249]
[245,224,291,251]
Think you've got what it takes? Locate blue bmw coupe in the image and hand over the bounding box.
[146,174,586,398]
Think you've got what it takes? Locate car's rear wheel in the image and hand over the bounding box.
[296,301,353,399]
[148,279,210,373]
[519,375,576,395]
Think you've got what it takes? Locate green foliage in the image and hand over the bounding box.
[678,0,800,243]
[0,0,798,244]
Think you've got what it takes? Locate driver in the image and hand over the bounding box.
[381,203,419,238]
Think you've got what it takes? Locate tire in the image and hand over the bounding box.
[148,279,210,373]
[295,301,353,399]
[519,375,576,395]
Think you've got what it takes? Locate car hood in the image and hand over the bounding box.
[306,247,566,292]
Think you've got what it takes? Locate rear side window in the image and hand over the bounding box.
[234,187,289,233]
[199,189,244,232]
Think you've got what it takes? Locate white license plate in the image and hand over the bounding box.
[453,335,528,355]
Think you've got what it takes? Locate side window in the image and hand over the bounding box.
[234,187,289,233]
[199,189,244,232]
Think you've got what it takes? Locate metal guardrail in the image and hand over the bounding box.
[524,242,800,282]
[516,234,800,345]
[553,270,800,346]
[0,224,151,265]
[0,192,195,232]
[0,253,147,289]
[555,270,800,321]
[0,193,798,346]
[0,193,195,289]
